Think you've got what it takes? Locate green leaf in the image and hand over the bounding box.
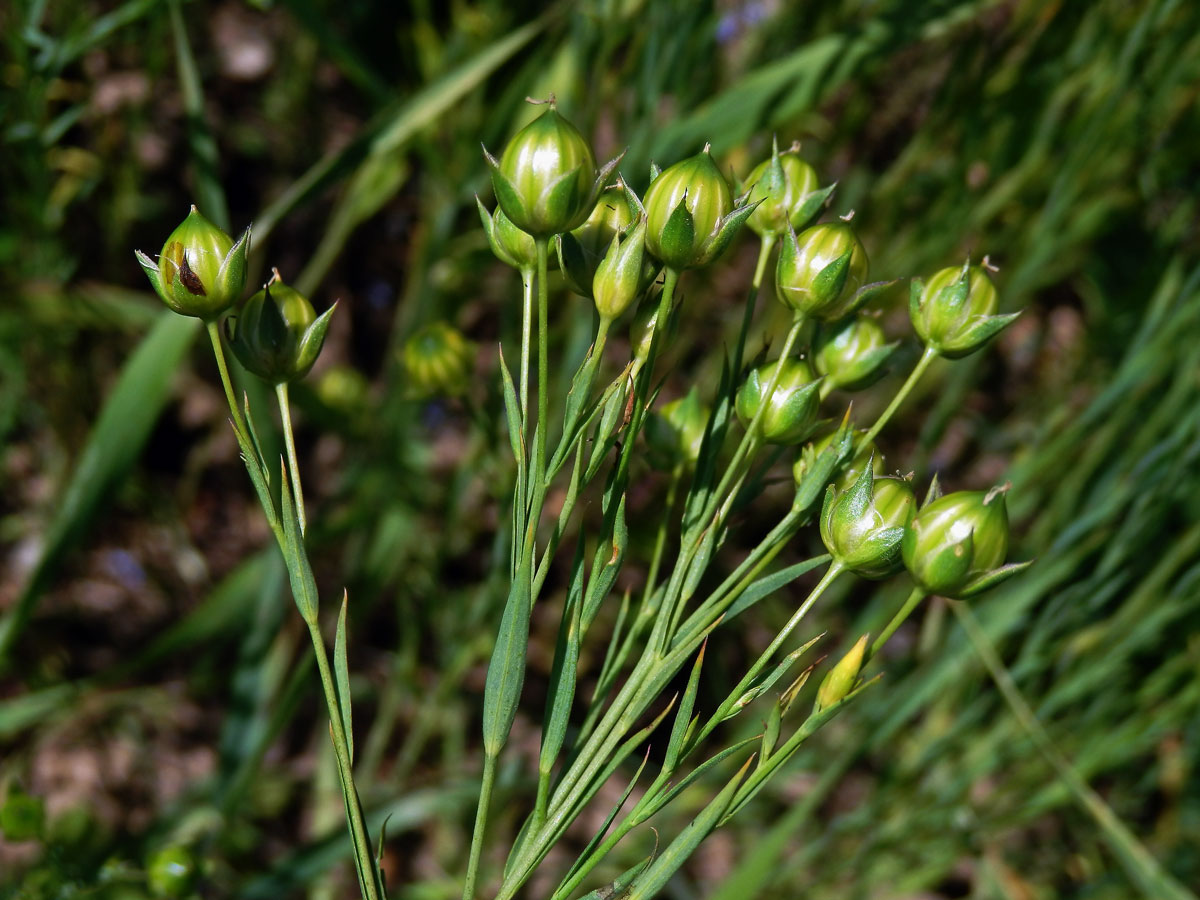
[540,539,586,777]
[791,182,837,230]
[583,495,628,629]
[280,461,320,624]
[482,552,533,757]
[335,592,355,764]
[577,857,652,900]
[0,313,199,666]
[623,756,754,900]
[664,642,706,773]
[721,555,830,627]
[562,749,652,889]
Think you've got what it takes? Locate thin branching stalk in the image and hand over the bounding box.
[859,346,936,450]
[868,586,926,661]
[276,382,306,535]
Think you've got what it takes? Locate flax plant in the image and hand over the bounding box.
[465,109,1030,900]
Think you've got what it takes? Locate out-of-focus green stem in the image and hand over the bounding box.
[859,346,936,450]
[868,586,926,662]
[276,382,306,535]
[733,234,775,376]
[951,600,1197,900]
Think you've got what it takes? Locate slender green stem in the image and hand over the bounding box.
[276,382,306,535]
[868,586,926,661]
[705,316,804,529]
[950,601,1197,900]
[535,239,550,495]
[703,562,844,735]
[307,621,381,900]
[206,320,248,438]
[519,266,534,424]
[859,346,936,450]
[462,752,498,900]
[733,234,775,377]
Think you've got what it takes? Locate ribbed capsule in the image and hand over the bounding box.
[910,263,1020,358]
[645,388,710,471]
[735,357,821,445]
[743,140,820,238]
[135,206,249,319]
[643,145,758,270]
[227,275,335,384]
[483,101,622,238]
[819,464,916,579]
[776,222,869,321]
[902,485,1030,598]
[402,321,477,398]
[813,314,897,392]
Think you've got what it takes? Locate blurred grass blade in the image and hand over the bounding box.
[253,15,551,247]
[0,313,198,667]
[951,600,1199,900]
[577,857,651,900]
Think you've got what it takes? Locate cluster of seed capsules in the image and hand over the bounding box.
[135,209,333,387]
[477,99,1030,602]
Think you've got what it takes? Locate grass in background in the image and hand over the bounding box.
[1,0,1198,897]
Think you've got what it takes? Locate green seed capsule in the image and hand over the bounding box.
[484,101,620,238]
[813,314,897,392]
[776,222,869,321]
[643,145,757,270]
[402,321,477,398]
[557,183,644,298]
[819,465,916,579]
[592,216,648,321]
[478,198,539,272]
[227,274,335,384]
[743,141,819,238]
[910,263,1020,358]
[135,206,249,319]
[146,845,197,898]
[793,430,884,493]
[814,634,868,712]
[902,486,1028,598]
[645,388,710,471]
[735,357,821,445]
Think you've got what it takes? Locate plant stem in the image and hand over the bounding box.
[706,562,843,731]
[307,620,381,900]
[519,266,534,424]
[276,382,306,535]
[462,752,498,900]
[950,601,1197,900]
[868,586,926,661]
[206,320,248,438]
[535,239,550,497]
[859,346,936,450]
[733,234,775,376]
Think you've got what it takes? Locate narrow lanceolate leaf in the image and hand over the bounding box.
[583,495,628,629]
[577,857,651,900]
[334,592,354,764]
[482,551,533,757]
[647,735,760,817]
[563,749,652,887]
[721,555,831,627]
[498,347,525,462]
[792,182,837,230]
[280,462,319,624]
[540,539,586,777]
[664,642,707,774]
[723,634,824,720]
[623,756,754,900]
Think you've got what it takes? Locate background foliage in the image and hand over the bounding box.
[2,0,1198,897]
